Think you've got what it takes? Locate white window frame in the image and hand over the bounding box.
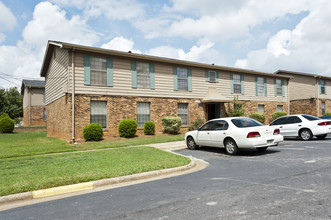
[233,74,241,94]
[257,77,265,96]
[178,103,188,126]
[276,79,282,96]
[137,62,150,89]
[277,105,283,112]
[90,101,107,128]
[137,102,150,127]
[321,101,325,115]
[90,57,107,86]
[258,104,265,113]
[177,67,188,91]
[209,71,216,83]
[320,80,326,94]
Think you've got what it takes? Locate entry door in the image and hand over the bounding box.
[207,104,221,120]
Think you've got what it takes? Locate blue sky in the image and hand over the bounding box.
[1,0,331,89]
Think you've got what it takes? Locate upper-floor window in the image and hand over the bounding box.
[256,77,266,96]
[84,55,113,86]
[320,79,326,94]
[206,70,219,83]
[137,62,150,89]
[275,79,284,96]
[178,68,188,90]
[231,74,244,94]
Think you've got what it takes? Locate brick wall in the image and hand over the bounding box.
[290,99,317,116]
[23,106,46,126]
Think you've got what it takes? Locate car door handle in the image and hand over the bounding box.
[298,125,302,127]
[279,126,283,128]
[207,132,210,134]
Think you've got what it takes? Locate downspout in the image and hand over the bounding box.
[316,77,320,116]
[29,87,31,126]
[287,79,290,114]
[71,49,76,143]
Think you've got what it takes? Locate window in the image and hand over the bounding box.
[90,101,107,128]
[270,117,287,125]
[258,104,265,113]
[320,80,326,94]
[209,71,217,83]
[231,118,263,128]
[277,105,283,112]
[287,116,302,124]
[137,102,150,127]
[43,108,46,121]
[322,102,326,115]
[199,120,228,131]
[275,79,283,96]
[177,68,188,90]
[178,103,188,125]
[90,57,107,86]
[233,74,241,94]
[137,62,150,88]
[256,77,265,96]
[302,115,320,121]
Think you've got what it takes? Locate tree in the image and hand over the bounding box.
[0,87,23,119]
[226,96,246,117]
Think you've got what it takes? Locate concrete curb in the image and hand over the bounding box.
[0,156,196,205]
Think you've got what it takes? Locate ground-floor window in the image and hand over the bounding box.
[43,108,46,121]
[321,101,325,115]
[178,103,188,125]
[277,105,283,112]
[137,102,150,127]
[90,101,107,128]
[258,104,265,113]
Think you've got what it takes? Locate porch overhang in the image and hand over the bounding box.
[201,88,233,103]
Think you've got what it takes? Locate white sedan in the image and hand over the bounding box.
[269,114,331,140]
[185,117,283,155]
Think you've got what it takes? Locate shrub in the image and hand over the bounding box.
[0,113,10,120]
[118,118,137,138]
[0,116,15,133]
[249,112,266,124]
[83,123,103,141]
[144,121,155,135]
[271,111,288,121]
[162,116,182,134]
[323,112,331,116]
[226,96,245,117]
[188,119,205,131]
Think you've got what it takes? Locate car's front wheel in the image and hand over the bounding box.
[316,134,327,140]
[186,136,198,150]
[224,139,239,155]
[299,129,313,141]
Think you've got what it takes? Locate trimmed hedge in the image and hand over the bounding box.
[144,121,155,135]
[118,118,137,138]
[188,119,205,131]
[83,123,103,141]
[249,113,266,124]
[162,117,182,134]
[271,111,288,121]
[323,112,331,116]
[0,114,15,133]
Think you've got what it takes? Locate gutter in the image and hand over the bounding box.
[71,49,75,143]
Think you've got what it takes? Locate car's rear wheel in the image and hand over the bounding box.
[316,134,327,140]
[256,147,268,152]
[299,129,313,141]
[186,136,198,150]
[224,139,239,155]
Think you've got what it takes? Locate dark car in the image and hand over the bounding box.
[320,115,331,120]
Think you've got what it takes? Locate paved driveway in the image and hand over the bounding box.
[1,137,331,219]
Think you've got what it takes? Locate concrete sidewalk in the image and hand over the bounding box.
[0,141,208,210]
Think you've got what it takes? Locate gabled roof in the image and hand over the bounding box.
[40,40,291,80]
[21,79,45,95]
[275,70,331,80]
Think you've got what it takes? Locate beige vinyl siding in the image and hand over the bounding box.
[30,88,45,106]
[318,79,331,99]
[289,74,317,100]
[23,87,29,109]
[70,52,288,102]
[45,47,69,105]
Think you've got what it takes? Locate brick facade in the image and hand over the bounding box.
[23,106,46,126]
[290,99,331,116]
[47,94,289,141]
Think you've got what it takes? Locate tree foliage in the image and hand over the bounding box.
[0,87,23,119]
[226,96,246,117]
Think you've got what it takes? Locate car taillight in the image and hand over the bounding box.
[247,132,261,138]
[273,129,280,135]
[318,121,331,126]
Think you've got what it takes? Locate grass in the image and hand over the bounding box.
[0,131,185,159]
[0,147,190,196]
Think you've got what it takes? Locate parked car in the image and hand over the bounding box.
[320,115,331,120]
[269,114,331,140]
[185,117,283,155]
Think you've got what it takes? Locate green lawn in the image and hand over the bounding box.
[0,131,189,196]
[0,147,190,196]
[0,131,185,158]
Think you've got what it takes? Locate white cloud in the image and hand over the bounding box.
[0,33,5,43]
[101,37,141,53]
[147,38,225,64]
[0,2,17,31]
[235,1,331,76]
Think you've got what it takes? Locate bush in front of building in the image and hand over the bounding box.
[0,113,15,133]
[271,112,287,121]
[144,121,155,135]
[83,123,103,141]
[226,96,246,117]
[162,116,182,134]
[249,112,266,124]
[323,112,331,116]
[118,118,137,138]
[188,119,205,131]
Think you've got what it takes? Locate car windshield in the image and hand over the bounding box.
[231,118,263,128]
[302,114,321,121]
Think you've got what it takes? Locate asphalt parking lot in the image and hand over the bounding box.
[1,136,331,219]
